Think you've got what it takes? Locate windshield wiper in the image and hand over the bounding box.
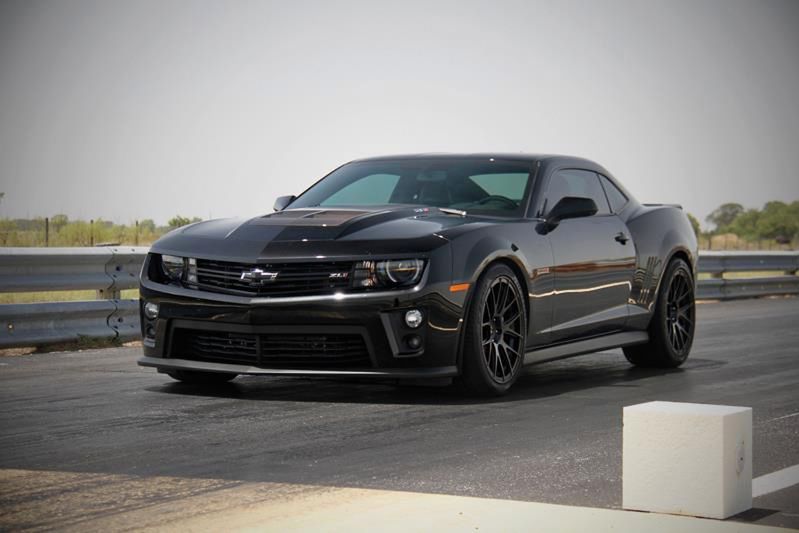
[438,207,467,217]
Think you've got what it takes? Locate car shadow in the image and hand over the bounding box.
[145,352,726,406]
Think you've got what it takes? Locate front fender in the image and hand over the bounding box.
[450,232,532,298]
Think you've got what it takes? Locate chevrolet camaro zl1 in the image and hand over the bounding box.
[138,154,697,395]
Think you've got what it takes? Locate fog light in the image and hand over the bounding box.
[405,334,422,350]
[143,302,159,320]
[404,309,423,328]
[145,325,156,338]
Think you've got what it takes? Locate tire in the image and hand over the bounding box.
[624,257,695,368]
[167,370,238,384]
[460,263,527,396]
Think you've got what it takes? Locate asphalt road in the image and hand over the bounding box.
[1,297,798,529]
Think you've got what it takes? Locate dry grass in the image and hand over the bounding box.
[0,289,139,304]
[0,338,142,357]
[697,270,797,280]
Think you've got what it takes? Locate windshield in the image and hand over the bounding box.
[289,158,534,216]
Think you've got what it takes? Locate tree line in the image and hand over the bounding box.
[701,201,799,242]
[685,200,799,250]
[1,191,797,248]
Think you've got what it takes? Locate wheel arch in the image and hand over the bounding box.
[654,245,696,300]
[668,248,693,274]
[455,254,530,370]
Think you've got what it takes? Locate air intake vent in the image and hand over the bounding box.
[171,329,372,369]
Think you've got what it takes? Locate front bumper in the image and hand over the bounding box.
[138,357,458,379]
[137,280,465,378]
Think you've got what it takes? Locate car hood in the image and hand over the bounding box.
[151,206,492,262]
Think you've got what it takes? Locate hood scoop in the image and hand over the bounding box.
[256,209,373,227]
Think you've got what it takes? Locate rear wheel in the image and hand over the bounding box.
[460,264,527,396]
[167,370,238,384]
[624,257,695,367]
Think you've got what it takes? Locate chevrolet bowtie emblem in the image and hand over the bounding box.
[240,268,279,285]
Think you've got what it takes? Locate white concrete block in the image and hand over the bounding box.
[623,401,752,519]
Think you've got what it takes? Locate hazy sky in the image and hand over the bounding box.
[1,0,798,227]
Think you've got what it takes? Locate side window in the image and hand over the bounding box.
[599,175,628,213]
[543,169,611,216]
[320,173,400,206]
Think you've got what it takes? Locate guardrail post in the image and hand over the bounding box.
[786,255,798,276]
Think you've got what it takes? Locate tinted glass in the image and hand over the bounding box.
[320,173,400,206]
[291,159,533,216]
[543,169,610,216]
[468,173,529,202]
[599,174,628,213]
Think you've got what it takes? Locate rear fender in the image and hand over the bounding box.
[625,206,698,327]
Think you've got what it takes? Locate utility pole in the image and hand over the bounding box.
[45,217,49,247]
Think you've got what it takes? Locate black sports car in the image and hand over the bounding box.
[138,154,697,395]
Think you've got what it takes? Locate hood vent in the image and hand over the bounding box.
[257,209,373,227]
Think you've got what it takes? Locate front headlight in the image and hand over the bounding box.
[161,254,186,281]
[352,259,425,289]
[376,259,424,286]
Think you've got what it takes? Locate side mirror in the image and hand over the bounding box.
[273,195,296,211]
[547,196,598,225]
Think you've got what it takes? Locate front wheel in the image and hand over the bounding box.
[624,257,695,368]
[460,264,527,396]
[167,370,238,384]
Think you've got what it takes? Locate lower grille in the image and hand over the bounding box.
[171,328,372,369]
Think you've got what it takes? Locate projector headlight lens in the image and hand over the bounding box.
[161,255,185,281]
[351,259,425,289]
[376,259,424,286]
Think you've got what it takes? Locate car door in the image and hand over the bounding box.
[541,168,636,343]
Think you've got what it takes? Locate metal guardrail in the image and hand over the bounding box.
[0,247,147,347]
[697,251,799,300]
[0,248,797,348]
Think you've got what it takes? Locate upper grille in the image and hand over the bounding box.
[193,259,353,297]
[171,329,372,369]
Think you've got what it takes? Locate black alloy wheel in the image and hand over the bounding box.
[665,267,695,354]
[624,257,695,368]
[481,276,525,383]
[461,263,527,395]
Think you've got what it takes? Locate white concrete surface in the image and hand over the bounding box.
[0,468,787,533]
[623,401,752,519]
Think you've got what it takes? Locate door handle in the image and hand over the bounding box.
[614,232,629,244]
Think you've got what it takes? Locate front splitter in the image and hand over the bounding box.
[138,356,458,379]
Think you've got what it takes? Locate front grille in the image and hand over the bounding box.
[193,259,353,297]
[171,329,372,369]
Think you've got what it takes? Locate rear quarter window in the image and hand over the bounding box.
[599,175,629,213]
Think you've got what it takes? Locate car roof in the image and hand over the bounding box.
[349,153,611,176]
[351,152,595,166]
